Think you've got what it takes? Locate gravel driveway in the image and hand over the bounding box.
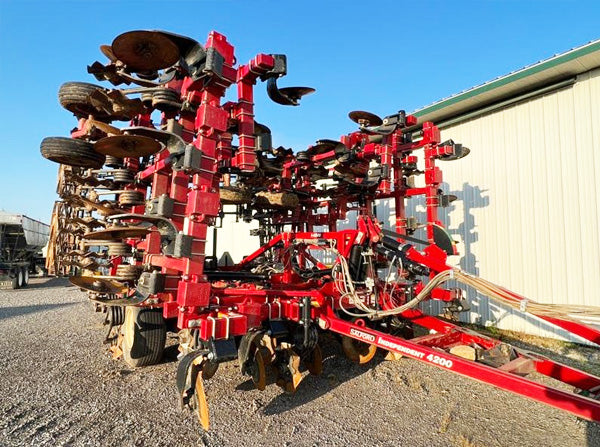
[0,277,599,447]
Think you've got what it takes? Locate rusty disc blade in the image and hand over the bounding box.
[348,110,383,127]
[85,118,122,136]
[70,276,127,294]
[342,335,377,364]
[83,251,106,259]
[82,226,150,241]
[305,344,323,376]
[89,292,148,306]
[112,30,180,72]
[64,250,85,257]
[275,349,303,394]
[438,146,471,161]
[308,139,345,156]
[278,86,315,101]
[251,348,267,391]
[201,361,219,380]
[433,223,457,256]
[94,135,162,158]
[76,197,122,216]
[286,351,303,393]
[100,44,118,62]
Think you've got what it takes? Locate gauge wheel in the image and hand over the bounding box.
[121,306,167,367]
[41,137,106,169]
[58,81,109,119]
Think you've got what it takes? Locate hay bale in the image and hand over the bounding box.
[255,191,299,209]
[220,186,251,205]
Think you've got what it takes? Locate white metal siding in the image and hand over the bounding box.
[419,68,600,342]
[208,206,260,264]
[214,68,600,342]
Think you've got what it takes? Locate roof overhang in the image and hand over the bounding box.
[412,39,600,125]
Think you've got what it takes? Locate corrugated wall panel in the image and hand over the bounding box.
[208,206,260,264]
[214,68,600,342]
[433,67,600,342]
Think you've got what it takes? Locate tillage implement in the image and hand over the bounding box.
[42,29,600,429]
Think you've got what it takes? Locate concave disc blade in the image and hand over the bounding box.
[70,276,127,294]
[94,135,162,158]
[112,30,180,71]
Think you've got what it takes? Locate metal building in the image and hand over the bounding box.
[214,39,600,342]
[414,39,600,342]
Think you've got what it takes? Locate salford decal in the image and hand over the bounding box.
[349,328,376,343]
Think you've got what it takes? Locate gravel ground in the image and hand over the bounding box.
[0,277,599,447]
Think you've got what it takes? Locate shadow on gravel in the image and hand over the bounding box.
[161,344,181,364]
[0,302,78,320]
[468,328,600,447]
[256,334,384,416]
[25,277,74,290]
[261,358,383,416]
[587,423,600,447]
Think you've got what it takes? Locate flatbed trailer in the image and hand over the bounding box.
[0,211,49,289]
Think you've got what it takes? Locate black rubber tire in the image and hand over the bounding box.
[21,267,29,287]
[10,274,19,290]
[122,307,167,367]
[58,81,108,119]
[16,269,24,289]
[40,137,105,168]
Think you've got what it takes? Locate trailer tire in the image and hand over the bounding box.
[22,267,29,287]
[40,137,106,169]
[121,307,166,367]
[15,269,24,289]
[10,275,18,290]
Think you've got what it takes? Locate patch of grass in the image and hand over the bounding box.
[439,409,453,433]
[406,373,426,391]
[452,434,482,447]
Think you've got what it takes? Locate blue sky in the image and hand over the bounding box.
[1,0,598,221]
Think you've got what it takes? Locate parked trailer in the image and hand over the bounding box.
[0,211,49,289]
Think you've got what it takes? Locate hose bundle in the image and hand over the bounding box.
[334,252,600,324]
